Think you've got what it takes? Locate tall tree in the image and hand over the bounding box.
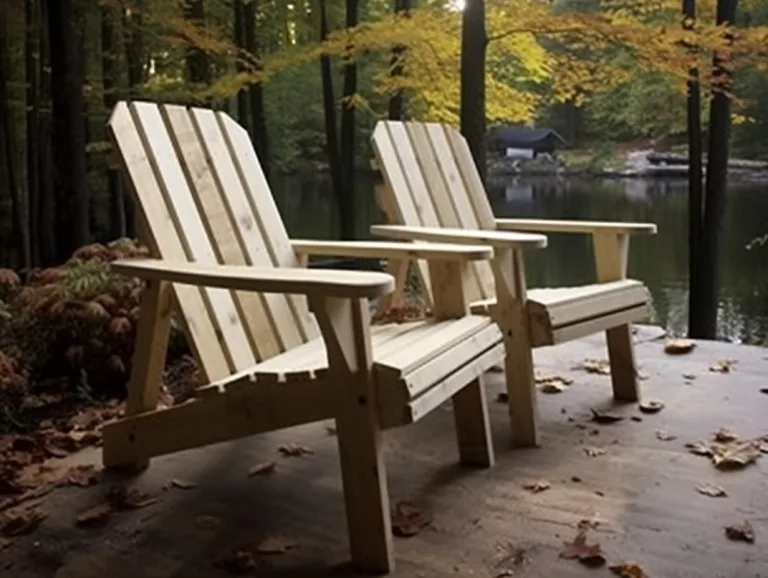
[26,0,40,266]
[338,0,358,240]
[184,0,212,89]
[387,0,410,120]
[48,0,89,261]
[233,0,251,130]
[689,0,739,338]
[460,0,487,185]
[243,0,270,178]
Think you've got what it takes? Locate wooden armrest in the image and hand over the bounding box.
[111,259,394,299]
[370,225,548,250]
[495,218,657,235]
[291,240,494,262]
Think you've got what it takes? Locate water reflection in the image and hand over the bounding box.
[259,173,768,346]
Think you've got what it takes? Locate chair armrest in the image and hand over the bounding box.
[495,218,657,235]
[291,240,494,262]
[370,225,548,250]
[110,259,394,299]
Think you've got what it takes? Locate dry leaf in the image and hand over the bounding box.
[683,373,697,380]
[685,441,713,456]
[496,392,509,403]
[714,428,738,443]
[638,399,665,414]
[581,358,611,375]
[256,536,298,554]
[278,443,313,457]
[215,549,258,575]
[709,359,734,373]
[630,416,643,422]
[1,507,47,536]
[60,465,101,488]
[655,429,677,441]
[392,500,432,537]
[75,503,112,528]
[696,483,727,497]
[171,479,196,490]
[248,461,277,477]
[610,562,648,577]
[584,447,605,457]
[195,515,221,529]
[578,517,600,530]
[725,521,755,543]
[106,486,158,510]
[0,537,12,551]
[591,409,624,424]
[713,442,762,470]
[760,388,768,395]
[559,530,606,567]
[522,480,551,493]
[539,382,568,394]
[664,338,696,354]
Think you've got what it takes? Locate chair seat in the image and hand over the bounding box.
[470,279,651,347]
[203,315,504,427]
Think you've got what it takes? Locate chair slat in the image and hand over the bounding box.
[107,102,230,382]
[160,104,284,360]
[216,112,318,343]
[130,102,256,372]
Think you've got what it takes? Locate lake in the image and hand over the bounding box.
[271,172,768,346]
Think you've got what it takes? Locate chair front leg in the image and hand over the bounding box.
[310,295,394,573]
[592,231,639,402]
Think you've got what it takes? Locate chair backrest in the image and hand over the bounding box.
[371,121,497,305]
[108,101,319,384]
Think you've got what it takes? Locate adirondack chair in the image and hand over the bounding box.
[102,101,549,573]
[370,121,658,448]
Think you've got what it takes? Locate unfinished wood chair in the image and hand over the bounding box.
[103,101,549,573]
[371,121,658,448]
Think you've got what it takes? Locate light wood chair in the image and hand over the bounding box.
[370,120,658,448]
[103,101,549,573]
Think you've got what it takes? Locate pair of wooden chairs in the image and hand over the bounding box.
[103,101,655,573]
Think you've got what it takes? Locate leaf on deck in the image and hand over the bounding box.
[278,443,313,457]
[609,562,648,577]
[686,430,764,470]
[106,486,158,510]
[75,503,112,528]
[496,392,509,404]
[580,358,611,375]
[590,409,624,424]
[725,521,755,543]
[248,461,277,477]
[60,464,102,488]
[392,500,432,537]
[664,338,696,354]
[215,549,258,575]
[256,536,298,554]
[1,506,47,536]
[522,480,551,493]
[709,359,735,373]
[170,478,196,490]
[713,427,738,443]
[655,429,677,441]
[584,447,606,457]
[638,399,665,414]
[695,483,727,497]
[559,530,606,567]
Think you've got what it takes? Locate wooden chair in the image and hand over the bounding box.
[370,121,658,448]
[103,101,549,573]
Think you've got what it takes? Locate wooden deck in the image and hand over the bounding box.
[3,326,767,577]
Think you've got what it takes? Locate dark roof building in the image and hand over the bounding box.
[488,126,566,155]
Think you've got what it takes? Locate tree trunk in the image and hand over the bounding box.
[38,0,55,265]
[102,4,126,240]
[48,0,89,261]
[123,5,145,237]
[244,0,270,179]
[338,0,358,240]
[184,0,211,91]
[26,0,41,266]
[689,0,738,339]
[684,0,705,338]
[387,0,410,120]
[0,25,30,270]
[318,0,345,239]
[233,0,251,130]
[459,0,487,186]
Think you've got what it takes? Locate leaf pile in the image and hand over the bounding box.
[372,304,432,325]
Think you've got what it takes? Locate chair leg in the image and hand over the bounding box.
[605,324,640,401]
[336,408,394,574]
[452,377,494,467]
[503,332,539,448]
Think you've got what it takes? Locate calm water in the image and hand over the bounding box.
[271,172,768,346]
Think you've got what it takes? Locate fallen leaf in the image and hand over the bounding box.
[493,543,528,572]
[696,483,727,497]
[256,536,298,554]
[496,392,508,404]
[725,521,755,543]
[559,530,606,567]
[248,461,277,477]
[685,441,713,456]
[638,399,665,414]
[760,388,768,395]
[714,427,739,443]
[584,447,605,457]
[75,503,112,528]
[522,480,550,493]
[630,416,643,422]
[488,364,504,373]
[760,443,768,455]
[539,382,568,394]
[577,517,600,530]
[171,478,196,490]
[655,430,677,441]
[60,465,102,488]
[683,373,697,380]
[215,549,258,575]
[278,443,313,457]
[392,500,432,537]
[195,515,221,529]
[610,561,648,577]
[580,358,611,375]
[664,338,696,354]
[1,507,47,536]
[106,486,158,510]
[590,409,624,424]
[0,537,12,551]
[709,359,734,373]
[0,485,53,512]
[713,442,762,470]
